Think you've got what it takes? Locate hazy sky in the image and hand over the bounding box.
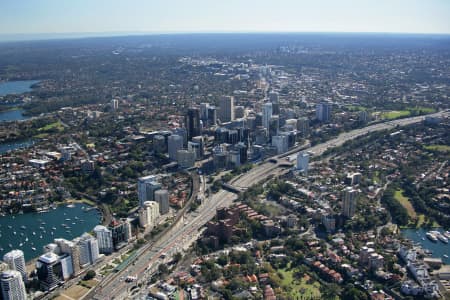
[1,0,449,36]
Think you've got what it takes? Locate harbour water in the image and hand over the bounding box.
[0,139,35,154]
[0,203,101,262]
[0,109,29,123]
[402,228,450,264]
[0,80,39,97]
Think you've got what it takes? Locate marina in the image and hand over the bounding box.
[0,202,101,261]
[402,228,450,264]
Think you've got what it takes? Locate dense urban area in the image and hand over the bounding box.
[0,33,449,300]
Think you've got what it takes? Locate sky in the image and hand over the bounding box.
[0,0,449,39]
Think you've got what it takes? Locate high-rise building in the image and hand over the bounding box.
[139,201,160,228]
[153,134,167,154]
[77,233,99,267]
[177,149,196,169]
[1,270,27,300]
[36,252,63,291]
[297,117,310,136]
[218,96,234,123]
[108,219,132,250]
[3,250,26,282]
[262,102,273,130]
[188,141,201,160]
[269,91,279,115]
[297,152,309,174]
[316,102,332,123]
[93,225,113,254]
[234,106,245,119]
[138,175,161,207]
[185,107,201,141]
[154,189,169,215]
[168,135,183,161]
[342,187,358,218]
[111,99,119,110]
[268,116,279,139]
[271,135,288,154]
[54,238,80,275]
[207,106,217,126]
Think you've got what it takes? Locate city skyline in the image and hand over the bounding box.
[0,0,449,41]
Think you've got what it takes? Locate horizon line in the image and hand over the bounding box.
[1,30,450,43]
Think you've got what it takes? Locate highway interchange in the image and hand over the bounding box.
[90,110,449,299]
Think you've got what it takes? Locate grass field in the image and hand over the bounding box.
[394,189,417,219]
[382,110,411,120]
[39,121,64,132]
[382,107,436,120]
[424,145,450,153]
[279,268,322,299]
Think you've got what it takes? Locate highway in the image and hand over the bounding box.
[89,110,448,299]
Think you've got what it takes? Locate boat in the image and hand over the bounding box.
[20,225,26,230]
[67,204,75,208]
[19,243,23,247]
[20,233,24,236]
[438,234,449,244]
[444,254,449,258]
[51,232,54,235]
[31,247,36,251]
[0,248,3,251]
[39,235,42,239]
[32,232,36,235]
[422,237,425,241]
[13,231,16,235]
[52,227,57,230]
[8,244,12,248]
[41,222,46,225]
[65,218,71,221]
[7,225,12,229]
[25,237,28,242]
[426,232,438,242]
[444,231,450,239]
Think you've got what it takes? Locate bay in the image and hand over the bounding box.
[402,228,450,264]
[0,80,40,97]
[0,109,29,123]
[0,203,101,262]
[0,139,35,154]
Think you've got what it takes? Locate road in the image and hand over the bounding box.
[89,110,448,299]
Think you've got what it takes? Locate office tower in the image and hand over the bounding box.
[342,187,358,218]
[262,102,273,129]
[168,134,183,161]
[269,91,279,115]
[153,134,167,154]
[269,116,279,139]
[228,150,241,168]
[235,142,248,165]
[207,106,217,126]
[108,219,131,250]
[297,117,310,136]
[316,102,332,122]
[111,99,119,110]
[139,201,160,228]
[246,116,256,130]
[54,239,80,275]
[188,142,201,160]
[200,103,209,121]
[177,149,196,169]
[154,189,169,215]
[1,270,27,300]
[218,96,234,123]
[58,254,74,280]
[234,106,245,119]
[212,146,228,170]
[138,175,161,207]
[36,252,63,291]
[185,107,201,141]
[227,130,239,144]
[77,233,99,267]
[3,251,26,282]
[173,127,188,147]
[271,135,288,154]
[93,225,113,254]
[297,152,309,173]
[192,136,204,157]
